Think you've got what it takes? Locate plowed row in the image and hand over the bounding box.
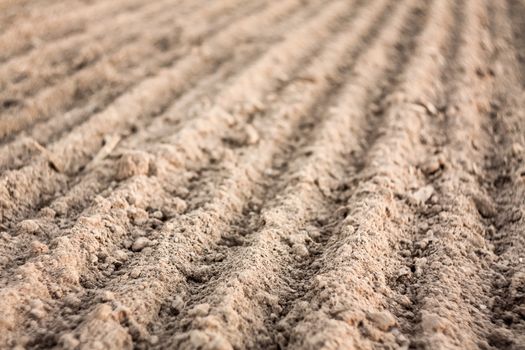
[0,0,524,349]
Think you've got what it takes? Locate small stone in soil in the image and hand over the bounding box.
[131,237,150,252]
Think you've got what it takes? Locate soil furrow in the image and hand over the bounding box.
[0,0,149,63]
[0,0,255,142]
[16,4,359,345]
[0,1,92,31]
[479,0,525,346]
[14,2,368,347]
[0,0,264,170]
[0,2,355,347]
[0,49,261,277]
[0,0,326,262]
[0,0,200,101]
[507,0,525,86]
[153,1,424,349]
[391,0,507,348]
[2,0,524,349]
[271,0,432,347]
[271,0,457,348]
[0,0,325,278]
[0,0,308,227]
[387,0,465,341]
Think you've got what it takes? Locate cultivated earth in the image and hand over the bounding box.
[0,0,524,349]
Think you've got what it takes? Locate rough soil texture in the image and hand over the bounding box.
[0,0,524,349]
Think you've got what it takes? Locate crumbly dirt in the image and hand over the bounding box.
[0,0,524,349]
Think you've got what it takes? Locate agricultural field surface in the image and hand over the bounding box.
[0,0,524,349]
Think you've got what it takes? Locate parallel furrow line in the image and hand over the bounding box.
[0,1,100,32]
[0,0,149,63]
[507,0,525,86]
[0,0,325,277]
[0,52,262,277]
[0,1,354,347]
[52,1,370,346]
[479,0,525,346]
[397,1,507,348]
[0,0,253,141]
[0,0,200,101]
[0,0,264,169]
[272,0,457,349]
[156,1,423,349]
[0,0,307,226]
[29,2,358,346]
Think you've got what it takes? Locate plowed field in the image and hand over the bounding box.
[0,0,524,349]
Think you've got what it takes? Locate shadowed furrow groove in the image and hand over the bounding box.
[274,0,457,348]
[0,0,199,103]
[482,0,525,346]
[395,0,510,348]
[507,0,525,86]
[0,0,149,63]
[0,0,265,171]
[46,2,363,348]
[0,0,325,281]
[0,1,97,32]
[0,0,259,142]
[153,1,427,349]
[1,1,524,349]
[0,0,328,270]
[0,0,309,227]
[0,1,357,347]
[10,1,365,347]
[387,0,466,342]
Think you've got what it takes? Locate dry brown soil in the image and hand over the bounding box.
[0,0,524,349]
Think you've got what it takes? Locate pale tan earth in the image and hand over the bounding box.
[0,0,524,349]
